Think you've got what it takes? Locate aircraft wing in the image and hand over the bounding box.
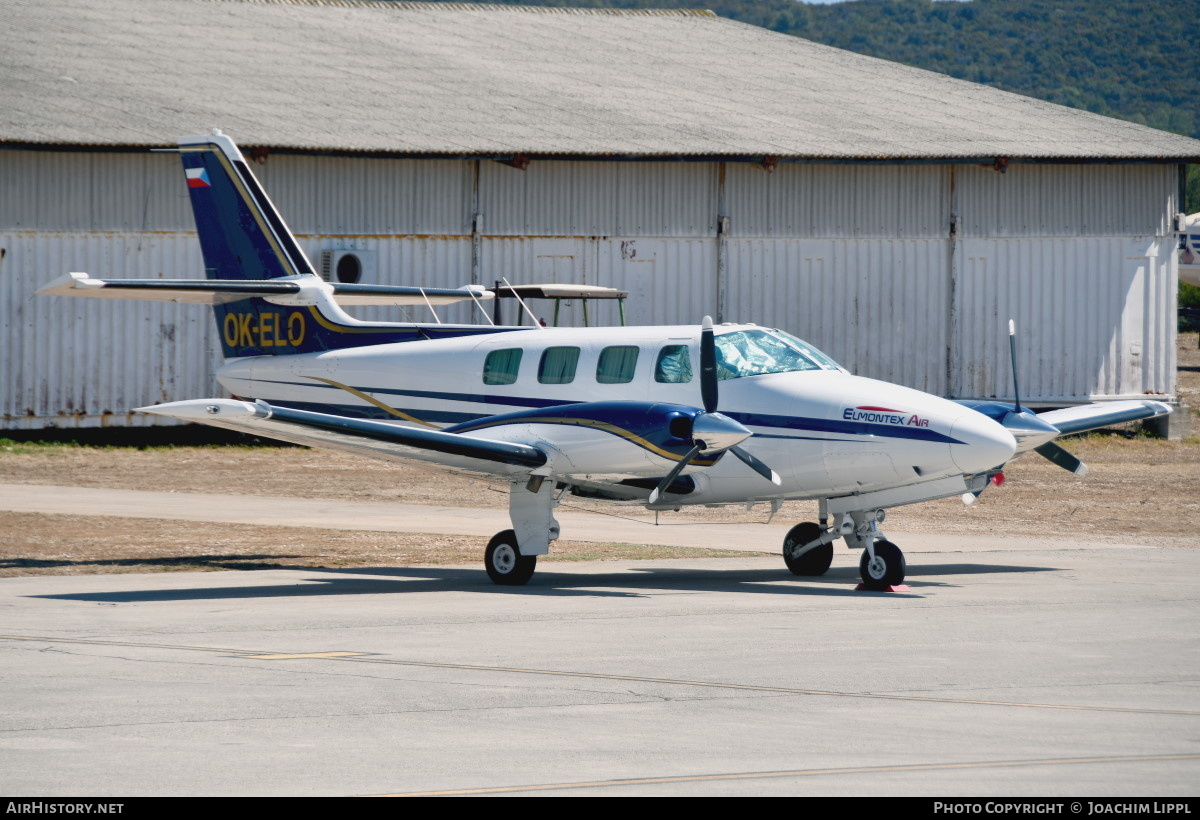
[1037,399,1172,436]
[137,399,545,478]
[38,273,493,307]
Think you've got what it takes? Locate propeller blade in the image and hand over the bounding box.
[700,315,717,414]
[648,443,704,505]
[731,445,781,485]
[1034,441,1088,476]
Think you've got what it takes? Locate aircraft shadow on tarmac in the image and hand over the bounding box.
[29,561,1061,603]
[3,554,309,573]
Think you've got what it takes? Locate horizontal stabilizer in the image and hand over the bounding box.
[136,399,543,477]
[330,282,494,306]
[39,273,493,307]
[1037,400,1171,436]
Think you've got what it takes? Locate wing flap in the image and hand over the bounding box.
[1037,400,1172,436]
[137,399,545,477]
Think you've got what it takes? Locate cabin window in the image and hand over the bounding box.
[596,346,639,384]
[483,348,523,385]
[654,344,693,383]
[538,346,581,384]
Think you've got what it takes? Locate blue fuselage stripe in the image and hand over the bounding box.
[258,379,576,410]
[259,379,964,446]
[724,411,964,445]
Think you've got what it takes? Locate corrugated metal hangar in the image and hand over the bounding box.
[3,0,1199,430]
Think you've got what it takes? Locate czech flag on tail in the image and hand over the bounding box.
[185,167,211,188]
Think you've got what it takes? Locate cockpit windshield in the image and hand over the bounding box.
[714,329,841,380]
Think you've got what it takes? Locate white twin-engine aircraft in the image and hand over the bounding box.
[41,132,1172,588]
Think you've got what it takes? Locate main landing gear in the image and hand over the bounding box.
[781,507,906,589]
[484,475,559,586]
[485,530,537,586]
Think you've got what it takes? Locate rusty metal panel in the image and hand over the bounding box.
[722,238,951,395]
[725,163,950,239]
[0,150,194,232]
[2,231,224,429]
[258,156,474,236]
[595,238,718,327]
[0,151,476,237]
[949,236,1176,402]
[479,161,716,237]
[958,164,1178,238]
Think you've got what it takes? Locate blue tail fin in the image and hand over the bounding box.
[178,133,459,358]
[180,132,313,282]
[179,132,323,358]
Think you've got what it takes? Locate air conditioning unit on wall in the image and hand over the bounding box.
[319,249,377,283]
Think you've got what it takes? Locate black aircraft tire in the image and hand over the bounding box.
[859,540,906,589]
[485,530,537,586]
[783,522,833,576]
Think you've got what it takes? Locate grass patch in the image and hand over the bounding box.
[0,438,80,455]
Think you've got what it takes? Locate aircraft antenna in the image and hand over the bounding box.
[468,288,495,325]
[419,288,443,324]
[501,277,545,329]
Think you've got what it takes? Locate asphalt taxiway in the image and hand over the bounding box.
[1,532,1197,796]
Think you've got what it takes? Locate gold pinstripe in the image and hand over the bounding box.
[301,376,715,464]
[305,377,442,429]
[305,304,409,335]
[451,415,717,465]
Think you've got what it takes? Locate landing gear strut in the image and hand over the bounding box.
[842,509,906,589]
[780,506,907,589]
[782,522,834,575]
[859,539,905,588]
[483,476,558,586]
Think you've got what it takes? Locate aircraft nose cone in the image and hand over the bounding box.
[949,411,1017,474]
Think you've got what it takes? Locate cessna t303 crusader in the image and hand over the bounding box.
[41,132,1172,588]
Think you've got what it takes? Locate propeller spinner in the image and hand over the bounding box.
[648,317,781,504]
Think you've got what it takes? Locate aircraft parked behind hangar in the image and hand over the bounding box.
[40,132,1172,588]
[1179,212,1200,288]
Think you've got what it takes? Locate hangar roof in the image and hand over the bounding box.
[6,0,1200,162]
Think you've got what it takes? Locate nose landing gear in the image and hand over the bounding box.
[859,539,905,588]
[780,506,907,590]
